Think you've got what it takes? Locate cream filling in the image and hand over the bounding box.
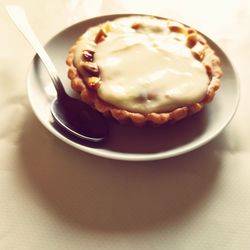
[74,17,209,113]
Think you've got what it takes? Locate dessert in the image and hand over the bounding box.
[66,15,222,126]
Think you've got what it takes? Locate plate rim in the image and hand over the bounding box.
[26,14,240,161]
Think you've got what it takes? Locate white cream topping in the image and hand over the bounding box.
[74,17,209,113]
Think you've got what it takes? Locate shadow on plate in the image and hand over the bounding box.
[107,110,208,153]
[50,109,208,154]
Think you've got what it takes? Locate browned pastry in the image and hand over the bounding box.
[66,16,222,126]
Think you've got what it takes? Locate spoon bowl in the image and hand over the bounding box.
[51,94,108,142]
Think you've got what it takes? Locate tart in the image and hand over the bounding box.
[66,16,222,126]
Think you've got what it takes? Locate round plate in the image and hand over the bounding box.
[27,14,240,161]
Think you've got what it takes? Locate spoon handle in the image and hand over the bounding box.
[6,5,64,95]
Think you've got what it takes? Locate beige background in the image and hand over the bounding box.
[0,0,250,249]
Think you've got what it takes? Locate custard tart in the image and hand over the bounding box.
[66,16,222,126]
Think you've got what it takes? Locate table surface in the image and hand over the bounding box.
[1,0,250,249]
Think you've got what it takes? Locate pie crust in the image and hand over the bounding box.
[66,16,222,126]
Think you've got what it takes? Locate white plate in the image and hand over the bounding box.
[27,14,240,161]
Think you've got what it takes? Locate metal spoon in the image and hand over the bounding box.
[6,5,108,142]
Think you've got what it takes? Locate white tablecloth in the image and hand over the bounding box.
[1,0,250,249]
